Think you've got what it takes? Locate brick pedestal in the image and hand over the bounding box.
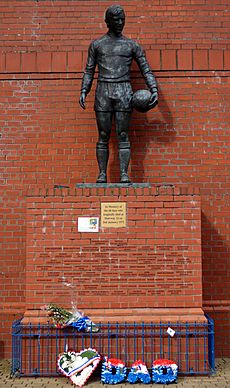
[14,184,210,376]
[25,184,203,315]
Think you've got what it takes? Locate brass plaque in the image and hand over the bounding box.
[101,202,126,228]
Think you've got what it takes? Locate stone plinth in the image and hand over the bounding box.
[21,307,206,325]
[25,184,203,312]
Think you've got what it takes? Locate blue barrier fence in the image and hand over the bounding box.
[12,315,215,377]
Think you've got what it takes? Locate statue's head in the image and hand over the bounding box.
[105,5,125,35]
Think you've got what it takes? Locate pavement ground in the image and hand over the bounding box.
[0,358,230,388]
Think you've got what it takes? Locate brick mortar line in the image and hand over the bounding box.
[0,70,229,82]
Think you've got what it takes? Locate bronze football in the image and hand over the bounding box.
[132,89,152,112]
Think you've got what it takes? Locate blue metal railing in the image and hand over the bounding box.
[12,316,215,377]
[207,314,215,371]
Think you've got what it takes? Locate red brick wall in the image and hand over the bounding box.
[25,186,202,309]
[204,302,230,357]
[1,0,230,358]
[0,0,229,71]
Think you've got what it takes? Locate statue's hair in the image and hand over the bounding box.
[105,4,125,23]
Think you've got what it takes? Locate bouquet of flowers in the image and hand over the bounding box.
[42,303,99,332]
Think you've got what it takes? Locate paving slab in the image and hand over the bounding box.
[0,359,229,388]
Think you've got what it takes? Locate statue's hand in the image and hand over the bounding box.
[79,92,86,110]
[148,91,158,109]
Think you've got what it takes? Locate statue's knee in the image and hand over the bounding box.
[99,131,109,142]
[119,131,128,142]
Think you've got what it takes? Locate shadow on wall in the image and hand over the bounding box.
[201,211,230,356]
[108,77,176,182]
[201,210,230,301]
[130,82,176,182]
[0,341,4,359]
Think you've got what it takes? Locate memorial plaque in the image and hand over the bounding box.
[101,202,126,228]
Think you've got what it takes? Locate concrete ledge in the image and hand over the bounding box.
[21,308,207,325]
[76,183,152,188]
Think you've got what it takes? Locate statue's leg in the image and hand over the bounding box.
[95,111,113,183]
[115,111,131,184]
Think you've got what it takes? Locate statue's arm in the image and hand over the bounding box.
[79,42,97,110]
[133,42,158,108]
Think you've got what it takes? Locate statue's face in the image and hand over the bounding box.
[107,12,125,35]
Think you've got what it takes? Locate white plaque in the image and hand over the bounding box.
[78,217,99,232]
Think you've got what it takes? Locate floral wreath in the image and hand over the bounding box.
[101,357,127,384]
[57,348,101,387]
[127,360,151,384]
[152,358,178,384]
